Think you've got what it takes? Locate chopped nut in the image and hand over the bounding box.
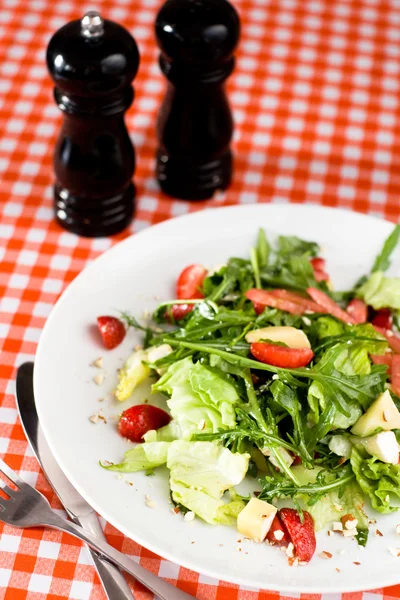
[126,481,134,487]
[319,551,333,559]
[376,529,383,537]
[299,561,308,566]
[184,511,195,522]
[333,503,343,512]
[237,547,242,552]
[145,495,156,509]
[396,524,400,535]
[92,357,103,368]
[389,547,400,557]
[341,514,358,530]
[332,521,343,532]
[172,507,180,514]
[327,530,333,536]
[197,420,206,431]
[286,543,294,558]
[336,568,341,573]
[342,528,358,537]
[274,530,284,541]
[93,373,105,386]
[288,557,299,567]
[89,410,106,424]
[98,397,104,402]
[383,410,391,422]
[369,518,377,524]
[353,562,361,566]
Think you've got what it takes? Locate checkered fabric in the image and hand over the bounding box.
[0,0,400,597]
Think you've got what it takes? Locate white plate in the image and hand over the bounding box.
[35,204,400,593]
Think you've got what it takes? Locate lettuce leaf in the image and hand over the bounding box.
[152,357,239,440]
[101,442,170,472]
[358,272,400,310]
[168,440,249,524]
[291,465,369,534]
[350,446,400,513]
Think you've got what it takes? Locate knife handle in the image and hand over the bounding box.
[74,512,135,600]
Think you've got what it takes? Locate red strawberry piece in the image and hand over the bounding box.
[250,342,314,368]
[346,298,368,324]
[246,289,306,315]
[392,355,400,396]
[269,289,323,313]
[374,326,400,353]
[372,309,393,330]
[169,303,194,320]
[310,257,326,271]
[310,258,330,282]
[97,316,126,350]
[307,287,357,324]
[176,264,207,300]
[279,508,316,563]
[266,514,290,546]
[118,405,171,443]
[371,353,393,376]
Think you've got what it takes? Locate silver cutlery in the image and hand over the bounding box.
[16,362,134,600]
[0,457,193,600]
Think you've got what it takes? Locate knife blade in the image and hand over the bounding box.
[16,362,135,600]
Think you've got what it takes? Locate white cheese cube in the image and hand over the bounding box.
[237,498,277,543]
[351,390,400,437]
[351,431,400,464]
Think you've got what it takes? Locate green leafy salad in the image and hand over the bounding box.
[102,224,400,560]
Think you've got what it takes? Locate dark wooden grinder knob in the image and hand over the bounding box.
[46,11,140,237]
[155,0,240,201]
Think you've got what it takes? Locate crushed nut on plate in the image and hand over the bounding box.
[388,547,400,557]
[342,528,358,537]
[274,530,284,541]
[396,524,400,535]
[332,521,343,532]
[286,543,294,558]
[145,495,156,509]
[376,529,383,537]
[319,551,333,559]
[93,373,105,386]
[91,357,103,368]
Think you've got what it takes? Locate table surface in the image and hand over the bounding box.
[1,0,400,598]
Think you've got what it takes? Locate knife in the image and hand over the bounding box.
[16,362,135,600]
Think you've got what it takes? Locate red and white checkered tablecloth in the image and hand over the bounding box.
[1,0,400,597]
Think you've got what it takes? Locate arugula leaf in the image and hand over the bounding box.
[372,224,400,273]
[277,235,319,257]
[256,228,270,268]
[260,255,317,292]
[270,380,313,464]
[250,247,261,289]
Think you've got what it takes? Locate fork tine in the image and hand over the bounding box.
[0,458,24,488]
[0,481,16,498]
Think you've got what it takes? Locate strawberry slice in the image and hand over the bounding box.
[118,405,171,443]
[310,257,330,282]
[97,316,126,350]
[266,514,290,546]
[176,264,207,300]
[392,355,400,396]
[346,298,368,324]
[279,508,316,562]
[169,264,207,320]
[374,326,400,353]
[371,353,393,375]
[372,309,393,330]
[269,289,323,313]
[250,342,314,368]
[307,287,357,324]
[246,289,306,315]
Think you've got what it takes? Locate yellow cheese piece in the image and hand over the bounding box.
[237,498,277,542]
[351,390,400,437]
[245,326,311,349]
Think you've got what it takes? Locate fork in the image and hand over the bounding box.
[0,458,193,600]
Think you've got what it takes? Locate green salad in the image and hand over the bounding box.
[102,224,400,561]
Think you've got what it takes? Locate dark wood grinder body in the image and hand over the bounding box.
[155,0,240,201]
[46,11,139,237]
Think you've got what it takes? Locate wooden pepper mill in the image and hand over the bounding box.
[155,0,240,201]
[46,11,140,237]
